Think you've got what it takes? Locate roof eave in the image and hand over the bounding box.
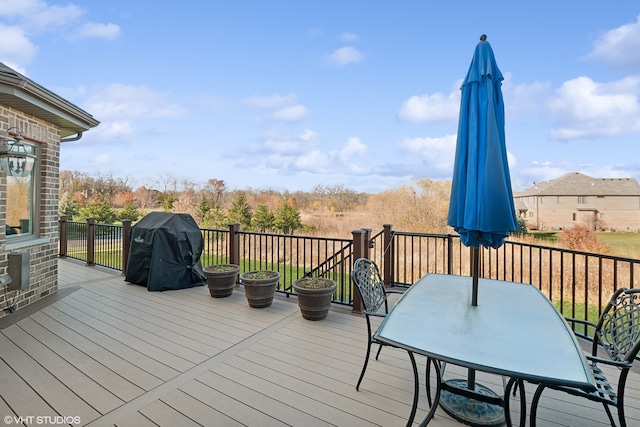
[0,66,99,138]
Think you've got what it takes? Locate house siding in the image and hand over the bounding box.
[1,106,61,318]
[514,173,640,232]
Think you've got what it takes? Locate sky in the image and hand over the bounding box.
[1,1,640,194]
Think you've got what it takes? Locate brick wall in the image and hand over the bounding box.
[0,106,61,319]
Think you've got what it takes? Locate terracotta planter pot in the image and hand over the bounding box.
[239,270,280,308]
[292,277,337,320]
[203,264,240,298]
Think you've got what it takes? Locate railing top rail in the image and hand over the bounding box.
[236,230,352,243]
[391,231,455,239]
[502,239,640,263]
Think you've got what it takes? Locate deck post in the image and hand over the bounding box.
[383,224,393,287]
[86,217,95,266]
[59,216,69,257]
[352,229,367,313]
[121,219,131,275]
[228,223,240,266]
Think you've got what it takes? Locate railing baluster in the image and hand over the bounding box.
[58,221,640,318]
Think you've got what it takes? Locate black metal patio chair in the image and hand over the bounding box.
[530,287,640,427]
[351,257,405,391]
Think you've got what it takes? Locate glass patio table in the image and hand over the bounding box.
[374,273,596,427]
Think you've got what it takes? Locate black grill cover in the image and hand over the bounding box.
[125,212,206,291]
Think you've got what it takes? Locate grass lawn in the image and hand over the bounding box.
[596,232,640,257]
[530,230,640,258]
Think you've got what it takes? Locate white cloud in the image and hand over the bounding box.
[338,137,369,174]
[240,131,372,175]
[244,94,308,122]
[502,73,551,116]
[93,153,112,165]
[340,32,359,42]
[338,137,367,163]
[268,104,309,122]
[294,149,330,171]
[585,14,640,70]
[399,134,457,174]
[548,76,640,139]
[76,84,186,144]
[89,120,136,141]
[76,22,121,40]
[0,24,38,68]
[244,93,297,109]
[0,1,117,69]
[253,129,319,155]
[84,84,186,120]
[0,0,85,32]
[397,91,459,123]
[326,46,363,67]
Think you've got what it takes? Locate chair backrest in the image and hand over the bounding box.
[351,258,386,314]
[595,287,640,363]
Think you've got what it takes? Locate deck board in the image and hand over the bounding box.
[15,317,144,402]
[0,259,637,427]
[0,332,101,425]
[31,309,162,390]
[1,323,124,415]
[178,379,289,427]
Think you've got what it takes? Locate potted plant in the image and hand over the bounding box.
[292,276,337,320]
[203,264,240,298]
[239,270,280,308]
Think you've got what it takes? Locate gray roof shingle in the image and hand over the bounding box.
[514,172,640,197]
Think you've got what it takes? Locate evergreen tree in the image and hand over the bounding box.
[77,193,118,223]
[196,196,210,223]
[251,204,275,232]
[118,202,141,222]
[157,192,175,211]
[58,192,79,218]
[202,206,228,230]
[273,197,302,234]
[227,192,252,229]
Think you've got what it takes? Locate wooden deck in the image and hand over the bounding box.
[0,259,638,427]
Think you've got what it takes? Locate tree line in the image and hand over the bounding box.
[59,170,531,239]
[57,171,369,234]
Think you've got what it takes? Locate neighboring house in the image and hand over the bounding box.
[0,62,99,319]
[513,172,640,232]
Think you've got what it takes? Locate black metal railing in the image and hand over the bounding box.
[59,217,639,320]
[236,230,355,305]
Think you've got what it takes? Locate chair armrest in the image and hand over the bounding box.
[586,354,632,369]
[363,311,387,318]
[564,317,598,329]
[564,317,598,341]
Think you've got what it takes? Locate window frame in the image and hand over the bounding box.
[5,140,39,241]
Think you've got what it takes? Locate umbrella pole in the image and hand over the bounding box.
[469,246,479,389]
[471,246,479,306]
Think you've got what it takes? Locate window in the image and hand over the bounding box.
[578,196,587,204]
[572,213,577,221]
[539,196,546,204]
[600,213,605,219]
[5,142,36,238]
[557,196,563,204]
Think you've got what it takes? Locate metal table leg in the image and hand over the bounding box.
[406,351,441,427]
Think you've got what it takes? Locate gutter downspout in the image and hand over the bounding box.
[60,132,83,143]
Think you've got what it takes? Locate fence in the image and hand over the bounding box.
[59,217,639,320]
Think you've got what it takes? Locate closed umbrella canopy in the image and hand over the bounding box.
[442,37,521,425]
[447,36,518,250]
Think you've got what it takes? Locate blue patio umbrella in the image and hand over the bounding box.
[442,35,519,426]
[447,35,518,305]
